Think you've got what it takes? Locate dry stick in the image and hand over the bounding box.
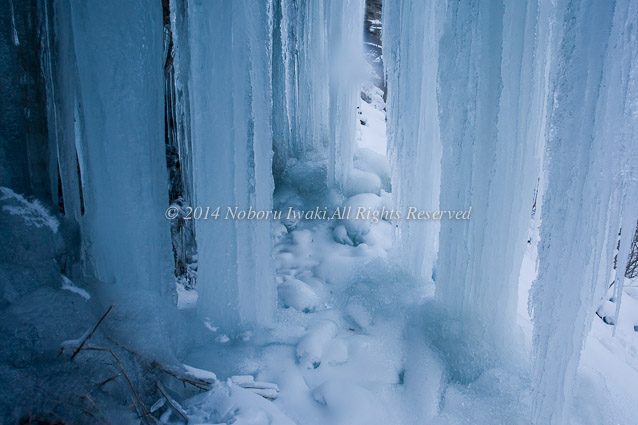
[80,394,109,425]
[98,373,122,388]
[51,398,105,425]
[156,380,189,424]
[71,304,114,360]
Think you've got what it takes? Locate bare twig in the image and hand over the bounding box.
[71,304,114,360]
[156,380,189,423]
[98,373,122,388]
[51,398,105,424]
[80,394,109,424]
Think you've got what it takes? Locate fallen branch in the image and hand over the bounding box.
[152,362,212,391]
[101,334,213,392]
[150,397,166,413]
[71,304,114,360]
[231,375,279,400]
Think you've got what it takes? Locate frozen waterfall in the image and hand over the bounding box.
[1,0,637,423]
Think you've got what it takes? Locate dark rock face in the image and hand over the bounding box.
[364,0,382,47]
[363,0,384,95]
[0,0,51,202]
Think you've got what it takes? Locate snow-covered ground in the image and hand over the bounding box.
[518,227,638,425]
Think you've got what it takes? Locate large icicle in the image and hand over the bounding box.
[271,0,364,191]
[41,0,83,226]
[530,0,638,423]
[385,0,542,346]
[325,0,364,190]
[187,0,276,332]
[434,0,542,345]
[383,0,443,279]
[61,0,174,293]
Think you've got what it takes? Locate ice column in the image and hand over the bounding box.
[187,0,276,331]
[434,0,541,343]
[64,0,174,293]
[384,0,542,342]
[383,0,443,279]
[530,0,638,423]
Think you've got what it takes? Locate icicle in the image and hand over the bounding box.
[187,0,276,331]
[383,0,443,279]
[385,0,542,350]
[60,0,174,293]
[530,0,638,423]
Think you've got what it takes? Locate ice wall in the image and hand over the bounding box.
[271,0,364,191]
[384,0,542,343]
[47,0,174,293]
[187,0,276,331]
[530,0,638,423]
[41,0,83,225]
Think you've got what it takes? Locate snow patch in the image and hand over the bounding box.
[0,187,59,232]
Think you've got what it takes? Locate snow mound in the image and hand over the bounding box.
[279,278,321,312]
[296,321,339,369]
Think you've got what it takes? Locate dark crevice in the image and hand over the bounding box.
[57,163,64,214]
[76,153,85,216]
[163,0,197,290]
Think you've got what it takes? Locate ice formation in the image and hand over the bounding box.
[163,0,366,331]
[529,0,638,423]
[272,0,364,191]
[185,0,276,331]
[385,0,541,345]
[383,0,443,279]
[42,0,174,292]
[385,0,638,422]
[181,0,364,331]
[1,0,637,424]
[0,0,50,200]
